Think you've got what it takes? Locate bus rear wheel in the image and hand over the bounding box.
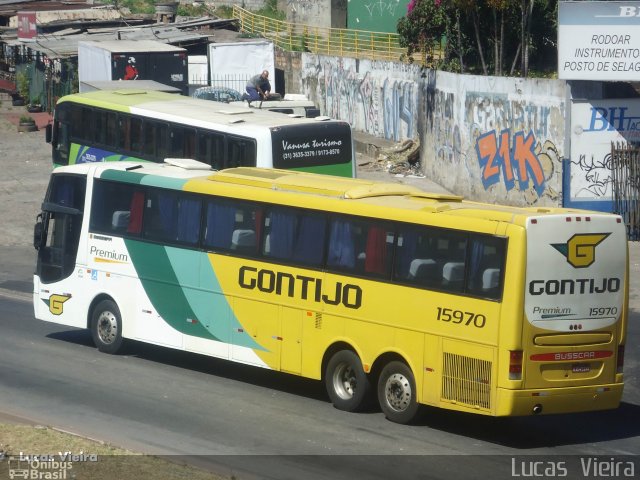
[377,361,421,424]
[325,350,371,412]
[91,299,123,354]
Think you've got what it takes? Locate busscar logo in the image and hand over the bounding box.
[551,233,610,268]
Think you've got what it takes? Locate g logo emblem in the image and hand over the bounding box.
[44,294,71,315]
[552,233,610,268]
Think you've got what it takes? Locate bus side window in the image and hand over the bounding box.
[197,131,225,169]
[130,117,143,154]
[90,180,144,237]
[70,105,83,140]
[106,112,117,146]
[395,228,432,282]
[227,136,257,168]
[262,208,326,266]
[327,218,393,278]
[143,121,157,159]
[157,124,169,161]
[80,107,92,144]
[466,235,506,300]
[137,191,205,245]
[184,128,196,159]
[169,126,184,157]
[203,200,261,256]
[53,121,70,165]
[117,115,131,152]
[95,110,107,145]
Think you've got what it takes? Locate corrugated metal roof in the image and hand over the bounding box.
[1,16,234,58]
[7,19,223,58]
[0,0,90,14]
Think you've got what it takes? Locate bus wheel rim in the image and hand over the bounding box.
[97,312,118,345]
[332,362,356,400]
[384,373,412,412]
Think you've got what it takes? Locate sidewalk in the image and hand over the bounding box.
[3,107,52,130]
[352,130,452,195]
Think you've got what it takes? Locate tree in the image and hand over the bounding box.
[397,0,557,77]
[397,0,449,66]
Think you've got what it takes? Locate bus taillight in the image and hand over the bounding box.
[617,345,625,374]
[509,350,523,380]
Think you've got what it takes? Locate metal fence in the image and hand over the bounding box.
[611,142,640,240]
[233,5,418,63]
[210,73,249,93]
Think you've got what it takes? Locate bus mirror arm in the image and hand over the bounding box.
[33,214,44,251]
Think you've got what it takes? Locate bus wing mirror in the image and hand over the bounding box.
[33,214,44,250]
[45,124,52,143]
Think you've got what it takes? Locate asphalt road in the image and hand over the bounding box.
[1,286,640,479]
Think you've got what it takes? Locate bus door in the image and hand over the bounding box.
[48,103,72,166]
[34,174,86,284]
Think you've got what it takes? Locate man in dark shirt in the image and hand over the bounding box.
[244,70,271,103]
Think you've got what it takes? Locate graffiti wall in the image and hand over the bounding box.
[300,54,569,207]
[569,99,640,212]
[421,71,568,207]
[301,55,420,142]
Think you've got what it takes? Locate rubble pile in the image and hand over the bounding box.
[358,139,423,177]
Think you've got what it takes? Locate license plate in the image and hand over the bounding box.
[572,363,591,373]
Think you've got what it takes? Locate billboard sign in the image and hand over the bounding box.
[558,1,640,81]
[17,11,37,41]
[568,99,640,211]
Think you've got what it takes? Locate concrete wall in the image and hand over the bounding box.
[299,52,568,207]
[275,48,303,94]
[207,0,267,11]
[300,54,421,142]
[421,70,567,207]
[277,0,337,28]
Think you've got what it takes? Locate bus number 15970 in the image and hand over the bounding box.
[436,307,486,328]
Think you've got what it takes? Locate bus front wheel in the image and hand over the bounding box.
[377,361,421,424]
[325,350,371,412]
[91,299,123,354]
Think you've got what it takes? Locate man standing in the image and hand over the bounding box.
[244,70,271,104]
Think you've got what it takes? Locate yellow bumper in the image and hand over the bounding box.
[495,383,624,416]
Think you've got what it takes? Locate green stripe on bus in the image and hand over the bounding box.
[295,163,353,177]
[125,240,264,350]
[100,169,190,190]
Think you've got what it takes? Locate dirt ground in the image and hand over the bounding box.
[0,93,52,247]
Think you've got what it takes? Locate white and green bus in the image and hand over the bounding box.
[33,160,628,423]
[46,90,355,177]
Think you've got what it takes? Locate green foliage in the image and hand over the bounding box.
[397,0,558,76]
[397,0,449,59]
[16,71,29,100]
[177,3,209,17]
[255,0,285,21]
[215,6,234,19]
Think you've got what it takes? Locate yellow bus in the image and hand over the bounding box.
[32,160,628,423]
